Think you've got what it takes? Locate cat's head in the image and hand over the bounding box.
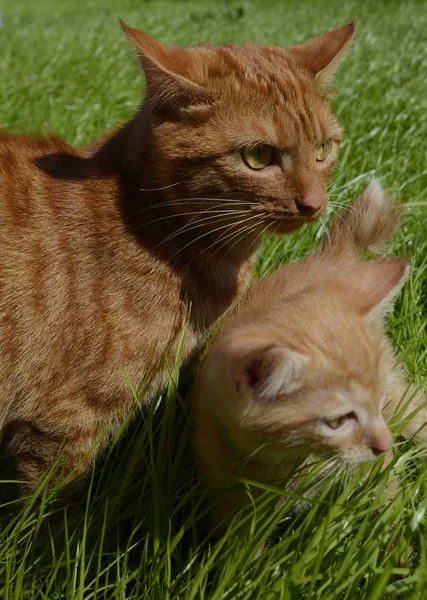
[209,257,408,468]
[122,21,355,237]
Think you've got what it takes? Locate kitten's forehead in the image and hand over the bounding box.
[276,302,382,387]
[312,326,382,395]
[191,44,337,143]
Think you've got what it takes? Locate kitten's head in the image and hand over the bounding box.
[209,257,408,468]
[122,21,355,237]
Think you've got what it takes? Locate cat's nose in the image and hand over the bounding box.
[295,193,327,218]
[369,425,393,456]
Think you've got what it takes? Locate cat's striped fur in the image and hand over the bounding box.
[0,22,355,494]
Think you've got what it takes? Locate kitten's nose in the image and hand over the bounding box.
[296,193,327,218]
[368,424,393,456]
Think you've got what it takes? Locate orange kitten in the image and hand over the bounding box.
[195,181,426,532]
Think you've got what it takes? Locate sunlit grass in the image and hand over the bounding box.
[0,0,426,598]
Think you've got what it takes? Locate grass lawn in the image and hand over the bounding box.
[1,0,427,598]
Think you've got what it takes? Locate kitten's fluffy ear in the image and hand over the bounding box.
[289,22,356,87]
[120,20,211,110]
[233,346,308,402]
[350,257,409,316]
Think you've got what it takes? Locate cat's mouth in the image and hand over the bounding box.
[253,204,326,223]
[260,209,325,234]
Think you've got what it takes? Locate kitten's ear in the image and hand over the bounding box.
[120,20,211,110]
[233,346,308,402]
[289,22,356,87]
[350,257,409,316]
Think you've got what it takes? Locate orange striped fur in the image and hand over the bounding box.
[0,22,355,494]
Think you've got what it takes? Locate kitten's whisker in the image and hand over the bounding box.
[241,441,277,468]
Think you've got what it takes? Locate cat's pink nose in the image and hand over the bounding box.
[369,426,393,456]
[296,194,327,218]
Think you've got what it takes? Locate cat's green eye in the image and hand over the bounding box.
[242,144,274,170]
[315,139,333,162]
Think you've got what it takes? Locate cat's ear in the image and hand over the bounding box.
[233,346,308,402]
[289,21,356,87]
[120,20,211,110]
[350,257,409,316]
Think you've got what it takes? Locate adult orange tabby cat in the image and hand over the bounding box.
[0,21,355,493]
[196,181,427,533]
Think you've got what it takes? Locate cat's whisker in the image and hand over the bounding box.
[152,210,253,250]
[135,181,183,192]
[246,217,277,257]
[127,197,255,220]
[215,212,278,267]
[216,219,269,266]
[261,219,284,276]
[167,213,264,262]
[317,215,333,248]
[202,218,269,265]
[241,441,278,468]
[134,206,252,235]
[327,178,371,195]
[327,207,356,244]
[329,198,363,217]
[202,218,266,264]
[218,210,277,257]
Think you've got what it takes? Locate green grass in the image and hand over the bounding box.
[1,0,427,598]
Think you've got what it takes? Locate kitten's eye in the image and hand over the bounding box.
[242,144,274,170]
[325,411,357,430]
[315,139,333,162]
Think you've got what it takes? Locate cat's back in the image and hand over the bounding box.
[0,131,88,235]
[0,130,184,394]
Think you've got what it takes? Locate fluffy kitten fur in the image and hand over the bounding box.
[195,181,427,532]
[0,22,356,494]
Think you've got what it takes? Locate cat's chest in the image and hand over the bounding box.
[186,257,255,335]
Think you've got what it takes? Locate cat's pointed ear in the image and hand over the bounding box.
[350,257,409,316]
[120,20,211,110]
[233,346,309,402]
[289,21,356,87]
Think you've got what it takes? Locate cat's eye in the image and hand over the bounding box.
[315,139,333,162]
[325,411,357,430]
[242,144,274,170]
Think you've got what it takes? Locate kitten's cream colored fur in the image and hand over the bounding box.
[195,181,427,532]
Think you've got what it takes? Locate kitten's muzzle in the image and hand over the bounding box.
[365,419,393,456]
